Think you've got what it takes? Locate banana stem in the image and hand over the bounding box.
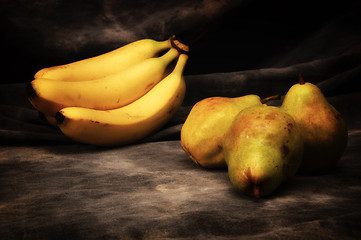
[260,94,281,104]
[170,35,190,54]
[26,82,37,100]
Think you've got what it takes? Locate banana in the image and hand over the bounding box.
[38,111,57,127]
[56,54,188,146]
[27,48,180,116]
[34,38,172,81]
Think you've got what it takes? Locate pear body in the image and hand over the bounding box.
[223,106,303,198]
[181,95,262,168]
[281,82,348,173]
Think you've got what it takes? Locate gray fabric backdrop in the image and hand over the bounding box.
[1,0,361,239]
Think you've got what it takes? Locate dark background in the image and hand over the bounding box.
[1,0,360,83]
[1,1,361,239]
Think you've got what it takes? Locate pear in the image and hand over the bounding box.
[223,106,303,198]
[181,95,280,168]
[281,75,348,173]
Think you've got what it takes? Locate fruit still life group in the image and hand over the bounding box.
[27,36,348,198]
[181,75,348,198]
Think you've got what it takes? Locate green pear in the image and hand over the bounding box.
[181,95,280,168]
[223,105,303,198]
[281,76,348,173]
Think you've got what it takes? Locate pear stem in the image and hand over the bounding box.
[299,73,305,85]
[260,94,281,104]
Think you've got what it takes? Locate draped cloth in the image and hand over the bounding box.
[1,0,361,239]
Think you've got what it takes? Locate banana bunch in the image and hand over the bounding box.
[27,36,189,146]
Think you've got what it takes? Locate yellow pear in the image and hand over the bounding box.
[281,75,348,173]
[181,94,280,168]
[223,105,303,198]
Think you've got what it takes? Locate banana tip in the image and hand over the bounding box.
[38,111,47,122]
[26,82,37,100]
[55,112,66,125]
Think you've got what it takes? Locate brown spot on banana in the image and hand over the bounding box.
[167,107,176,115]
[145,82,155,92]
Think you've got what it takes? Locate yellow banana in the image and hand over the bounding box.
[38,111,57,127]
[27,48,180,116]
[34,38,172,81]
[56,54,188,146]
